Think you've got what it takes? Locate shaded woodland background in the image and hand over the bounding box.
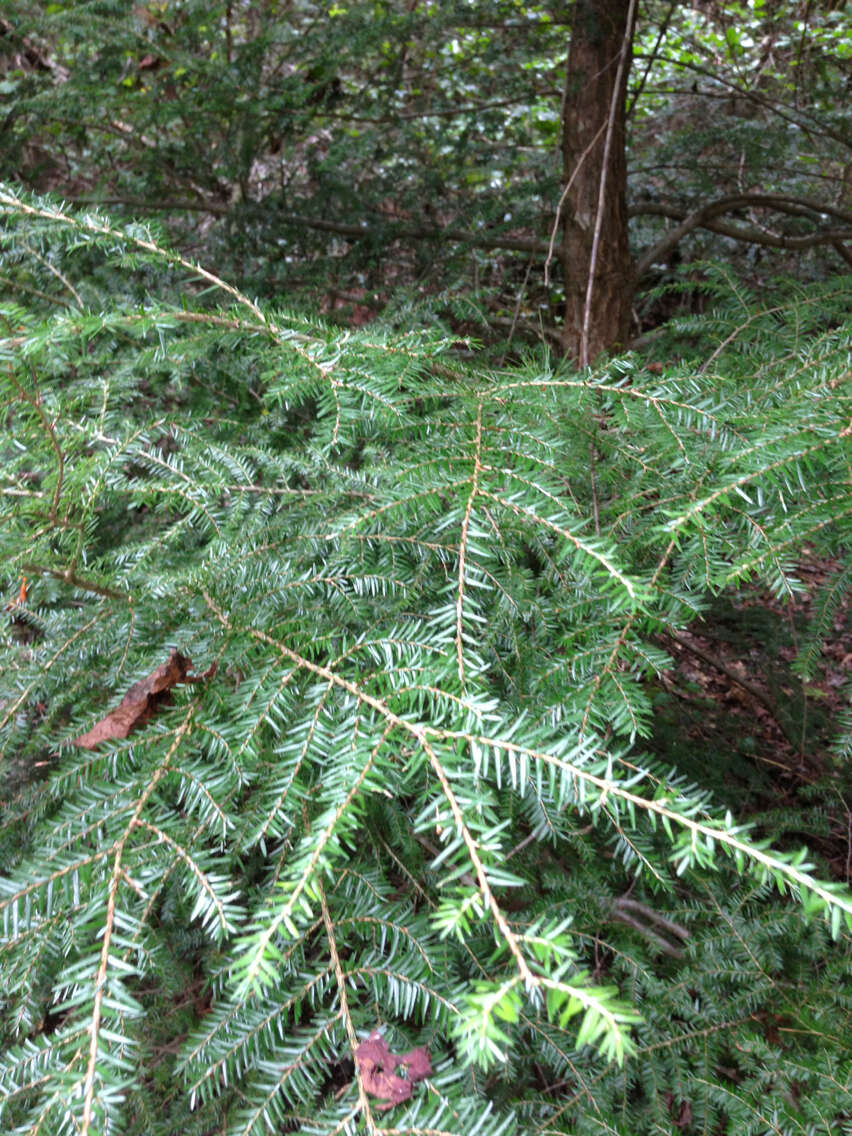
[4,0,851,353]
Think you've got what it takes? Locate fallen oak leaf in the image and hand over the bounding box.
[73,649,217,749]
[354,1032,431,1111]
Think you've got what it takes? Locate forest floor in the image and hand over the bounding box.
[652,552,851,882]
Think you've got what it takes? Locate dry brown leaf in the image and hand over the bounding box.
[354,1032,431,1111]
[73,650,216,749]
[4,576,28,611]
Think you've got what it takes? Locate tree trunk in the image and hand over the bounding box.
[560,0,637,364]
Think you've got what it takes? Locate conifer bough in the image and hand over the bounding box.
[0,186,850,1135]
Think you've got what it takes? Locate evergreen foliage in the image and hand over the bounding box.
[1,186,851,1135]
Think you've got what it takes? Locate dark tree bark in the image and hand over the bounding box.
[560,0,637,364]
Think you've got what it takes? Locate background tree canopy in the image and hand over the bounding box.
[0,3,850,1135]
[3,0,851,350]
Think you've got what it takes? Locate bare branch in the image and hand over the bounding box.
[635,194,852,276]
[626,0,678,119]
[632,194,852,226]
[71,197,550,255]
[68,193,850,286]
[634,51,851,150]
